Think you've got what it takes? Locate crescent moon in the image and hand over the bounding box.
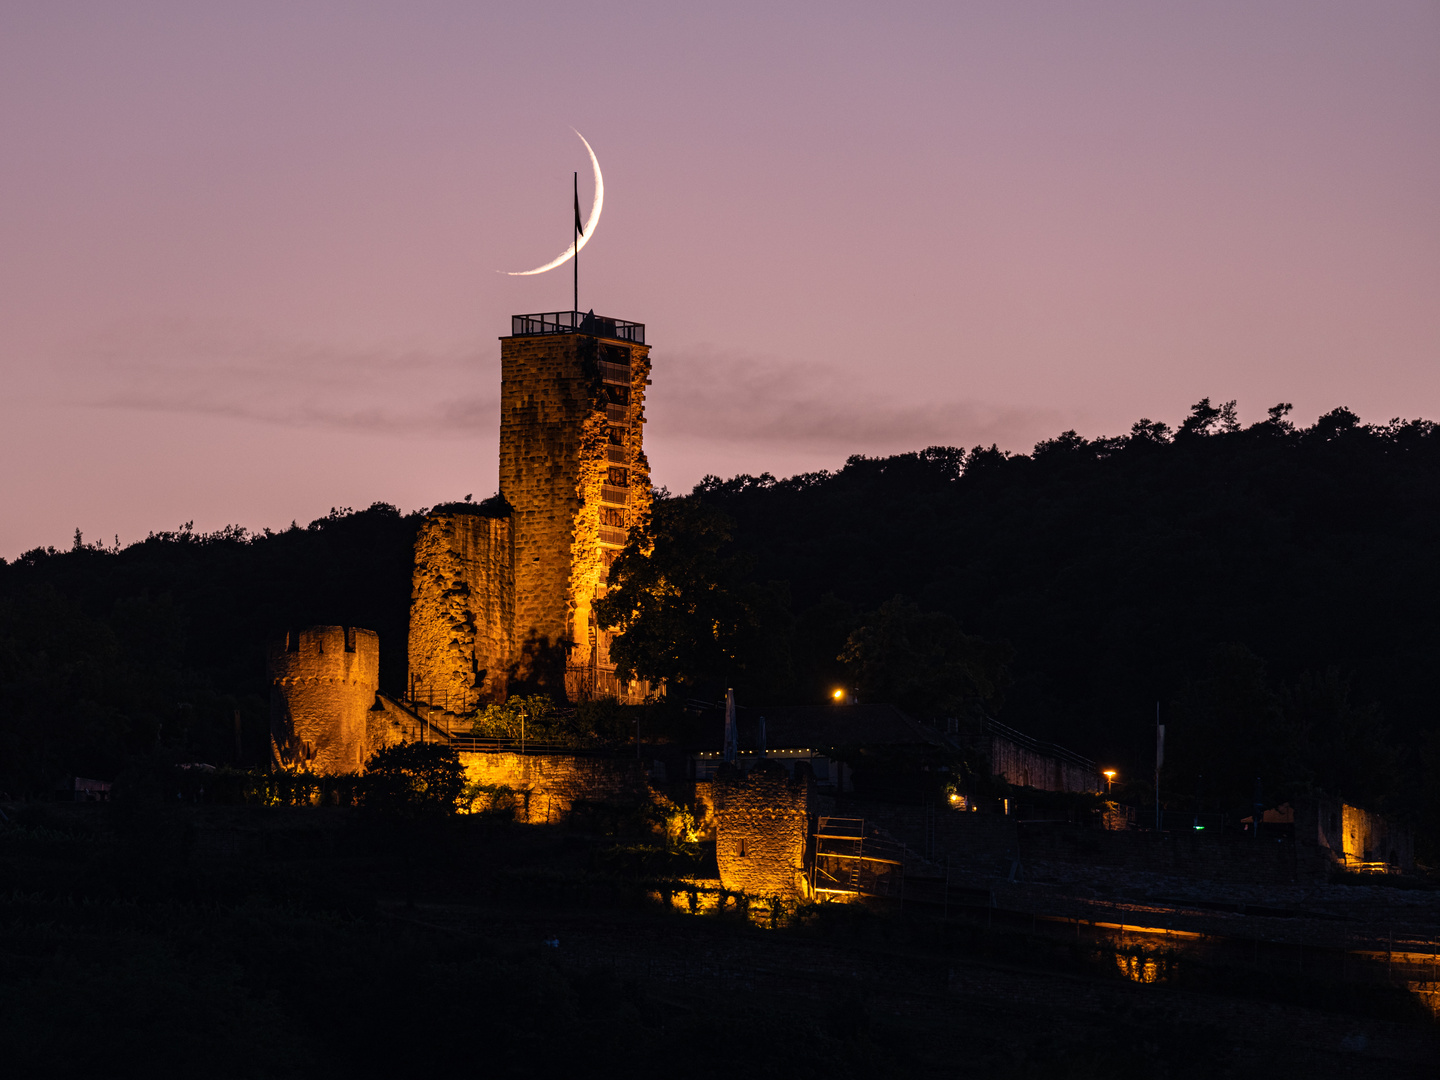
[505,130,604,276]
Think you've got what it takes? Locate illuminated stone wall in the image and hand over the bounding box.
[1308,798,1414,871]
[714,763,814,900]
[986,735,1100,794]
[267,626,379,774]
[499,331,652,699]
[458,750,648,822]
[408,509,514,710]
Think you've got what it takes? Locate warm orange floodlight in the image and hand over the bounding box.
[832,689,845,701]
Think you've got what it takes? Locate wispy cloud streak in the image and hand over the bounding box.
[72,320,496,437]
[649,346,1069,454]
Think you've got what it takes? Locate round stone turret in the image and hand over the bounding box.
[267,626,379,774]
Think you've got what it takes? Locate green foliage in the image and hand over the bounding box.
[1166,644,1290,811]
[362,742,464,815]
[1164,645,1404,815]
[468,694,636,747]
[594,496,791,697]
[469,694,562,740]
[839,595,1011,719]
[688,404,1440,827]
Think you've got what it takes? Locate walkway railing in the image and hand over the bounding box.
[510,311,645,344]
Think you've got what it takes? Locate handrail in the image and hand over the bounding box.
[599,360,631,384]
[978,716,1098,771]
[510,311,645,344]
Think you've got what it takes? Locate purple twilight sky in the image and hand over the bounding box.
[1,1,1437,556]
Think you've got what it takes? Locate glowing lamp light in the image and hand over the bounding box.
[831,689,845,701]
[1103,770,1117,780]
[948,793,960,803]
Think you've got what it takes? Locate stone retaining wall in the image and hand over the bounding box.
[458,751,648,823]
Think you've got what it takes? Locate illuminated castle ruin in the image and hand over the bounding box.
[267,311,653,775]
[408,311,652,709]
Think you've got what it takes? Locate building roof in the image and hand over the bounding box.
[689,703,945,753]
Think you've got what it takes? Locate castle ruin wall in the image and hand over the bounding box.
[458,751,648,823]
[408,509,514,710]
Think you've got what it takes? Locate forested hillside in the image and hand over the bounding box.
[0,506,422,790]
[3,401,1438,842]
[676,402,1440,825]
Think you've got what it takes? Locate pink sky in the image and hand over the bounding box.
[1,2,1437,556]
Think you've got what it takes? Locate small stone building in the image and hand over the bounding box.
[713,761,815,901]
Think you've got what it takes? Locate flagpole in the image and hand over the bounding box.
[573,171,579,314]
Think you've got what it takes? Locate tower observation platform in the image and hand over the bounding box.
[510,311,645,345]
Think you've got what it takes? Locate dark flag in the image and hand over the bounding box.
[574,173,585,238]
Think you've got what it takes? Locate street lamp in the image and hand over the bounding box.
[1103,769,1117,794]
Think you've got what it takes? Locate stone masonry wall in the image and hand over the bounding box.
[267,626,379,774]
[569,339,652,704]
[714,762,814,900]
[458,751,648,823]
[1306,798,1415,871]
[408,509,514,710]
[499,331,652,699]
[987,735,1100,794]
[499,333,590,689]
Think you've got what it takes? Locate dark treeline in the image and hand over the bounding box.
[0,506,424,790]
[638,401,1440,838]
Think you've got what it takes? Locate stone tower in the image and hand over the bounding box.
[500,312,652,700]
[406,311,652,708]
[267,625,379,773]
[714,761,815,900]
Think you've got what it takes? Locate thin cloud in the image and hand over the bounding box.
[72,324,1068,454]
[649,346,1068,453]
[70,319,496,438]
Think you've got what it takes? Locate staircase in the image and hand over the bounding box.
[374,693,458,746]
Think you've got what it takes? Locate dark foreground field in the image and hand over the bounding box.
[2,802,1435,1079]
